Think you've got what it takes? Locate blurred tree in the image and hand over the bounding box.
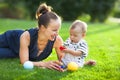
[85,0,117,22]
[1,0,117,22]
[2,0,29,19]
[46,0,117,22]
[23,0,41,19]
[114,0,120,18]
[44,0,86,21]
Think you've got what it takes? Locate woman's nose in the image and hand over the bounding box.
[54,32,58,36]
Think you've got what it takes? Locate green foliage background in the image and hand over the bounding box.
[0,0,118,22]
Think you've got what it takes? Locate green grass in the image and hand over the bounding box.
[0,19,120,80]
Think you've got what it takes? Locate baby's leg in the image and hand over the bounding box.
[0,48,17,58]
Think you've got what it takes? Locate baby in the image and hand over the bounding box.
[60,20,95,68]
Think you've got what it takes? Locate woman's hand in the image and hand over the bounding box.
[38,61,64,72]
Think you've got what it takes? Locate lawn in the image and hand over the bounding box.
[0,19,120,80]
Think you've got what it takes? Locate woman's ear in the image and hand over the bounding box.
[40,25,46,31]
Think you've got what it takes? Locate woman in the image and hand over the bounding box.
[0,3,63,71]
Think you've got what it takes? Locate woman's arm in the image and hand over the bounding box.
[19,31,44,66]
[54,35,64,61]
[19,31,30,64]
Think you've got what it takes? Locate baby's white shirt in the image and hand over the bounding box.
[62,38,88,67]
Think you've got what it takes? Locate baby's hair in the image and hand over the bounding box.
[36,3,61,28]
[70,20,88,33]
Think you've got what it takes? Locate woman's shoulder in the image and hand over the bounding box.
[27,27,39,33]
[21,27,38,40]
[26,27,39,38]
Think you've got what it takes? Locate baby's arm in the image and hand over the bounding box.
[62,39,88,57]
[62,49,83,56]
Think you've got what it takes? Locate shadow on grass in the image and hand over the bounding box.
[15,68,71,80]
[0,58,70,80]
[0,58,97,80]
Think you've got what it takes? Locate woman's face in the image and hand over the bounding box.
[45,19,61,41]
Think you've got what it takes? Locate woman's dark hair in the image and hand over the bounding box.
[36,3,60,28]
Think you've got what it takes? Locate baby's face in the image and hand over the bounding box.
[69,28,83,43]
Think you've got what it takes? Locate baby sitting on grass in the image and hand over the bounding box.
[60,20,96,69]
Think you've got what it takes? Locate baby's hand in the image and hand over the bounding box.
[59,46,71,54]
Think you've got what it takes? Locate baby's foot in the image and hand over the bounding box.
[85,60,96,66]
